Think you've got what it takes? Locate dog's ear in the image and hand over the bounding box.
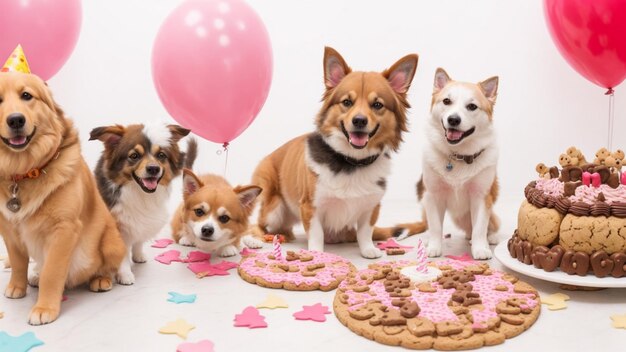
[89,125,125,148]
[234,185,262,211]
[383,54,418,95]
[479,76,499,103]
[323,46,351,89]
[434,68,451,93]
[168,124,191,142]
[183,169,203,198]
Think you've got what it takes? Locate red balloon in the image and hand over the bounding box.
[544,0,626,90]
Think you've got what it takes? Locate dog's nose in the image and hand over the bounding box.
[447,114,461,127]
[6,113,26,130]
[146,165,161,176]
[352,115,368,129]
[201,225,214,237]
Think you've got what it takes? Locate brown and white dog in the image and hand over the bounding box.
[171,170,263,256]
[0,72,126,325]
[90,123,196,284]
[251,47,418,258]
[395,68,500,259]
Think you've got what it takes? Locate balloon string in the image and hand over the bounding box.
[222,142,229,178]
[607,90,615,151]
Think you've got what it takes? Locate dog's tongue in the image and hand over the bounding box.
[142,178,158,191]
[349,132,369,147]
[446,129,464,141]
[9,136,26,146]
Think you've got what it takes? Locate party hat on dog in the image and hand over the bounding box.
[2,45,31,74]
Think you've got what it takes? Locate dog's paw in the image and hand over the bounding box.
[132,253,147,264]
[220,245,238,257]
[242,235,263,249]
[90,276,114,292]
[28,273,40,288]
[360,246,382,259]
[179,236,195,247]
[471,245,492,260]
[427,242,442,258]
[4,284,26,299]
[487,233,500,245]
[115,271,135,286]
[28,305,60,325]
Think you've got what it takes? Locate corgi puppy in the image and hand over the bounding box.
[171,170,263,257]
[396,68,500,259]
[251,47,418,258]
[90,123,196,284]
[0,72,126,325]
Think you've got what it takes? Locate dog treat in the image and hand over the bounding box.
[511,147,626,278]
[386,248,406,255]
[238,249,355,291]
[334,260,540,350]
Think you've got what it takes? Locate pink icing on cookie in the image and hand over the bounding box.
[535,178,564,197]
[239,250,352,287]
[342,260,538,325]
[569,184,626,205]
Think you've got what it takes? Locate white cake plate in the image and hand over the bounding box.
[494,242,626,288]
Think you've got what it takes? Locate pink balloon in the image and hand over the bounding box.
[544,0,626,90]
[0,0,82,80]
[152,0,273,144]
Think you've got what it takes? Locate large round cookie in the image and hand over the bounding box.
[334,260,540,350]
[238,249,355,291]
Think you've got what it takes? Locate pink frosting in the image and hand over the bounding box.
[569,184,626,205]
[535,178,564,197]
[239,250,352,287]
[341,260,538,324]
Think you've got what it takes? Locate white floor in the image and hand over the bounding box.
[1,199,625,352]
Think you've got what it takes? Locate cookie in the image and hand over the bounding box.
[238,249,355,291]
[334,260,540,350]
[517,200,562,246]
[559,214,626,255]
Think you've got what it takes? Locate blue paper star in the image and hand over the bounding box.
[167,291,197,304]
[0,331,44,352]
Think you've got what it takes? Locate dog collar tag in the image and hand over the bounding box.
[6,197,21,212]
[446,161,453,171]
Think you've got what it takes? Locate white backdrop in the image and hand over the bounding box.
[46,0,626,223]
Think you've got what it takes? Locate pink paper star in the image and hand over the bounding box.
[187,260,238,276]
[293,303,331,322]
[240,247,256,256]
[151,238,174,248]
[155,250,182,265]
[184,251,211,263]
[234,306,267,328]
[445,252,475,262]
[376,239,413,250]
[176,340,214,352]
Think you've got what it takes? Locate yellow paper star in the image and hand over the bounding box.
[256,294,289,309]
[611,314,626,329]
[158,318,195,339]
[541,293,570,311]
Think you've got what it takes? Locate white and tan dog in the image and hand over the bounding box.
[252,47,418,259]
[396,68,500,259]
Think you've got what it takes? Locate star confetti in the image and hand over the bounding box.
[189,260,238,277]
[177,339,214,352]
[155,250,182,265]
[234,306,267,328]
[541,293,570,311]
[256,294,288,309]
[183,251,211,263]
[168,292,197,304]
[293,303,331,322]
[444,252,475,262]
[611,314,626,329]
[152,238,174,248]
[0,331,44,352]
[158,318,196,339]
[376,239,413,250]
